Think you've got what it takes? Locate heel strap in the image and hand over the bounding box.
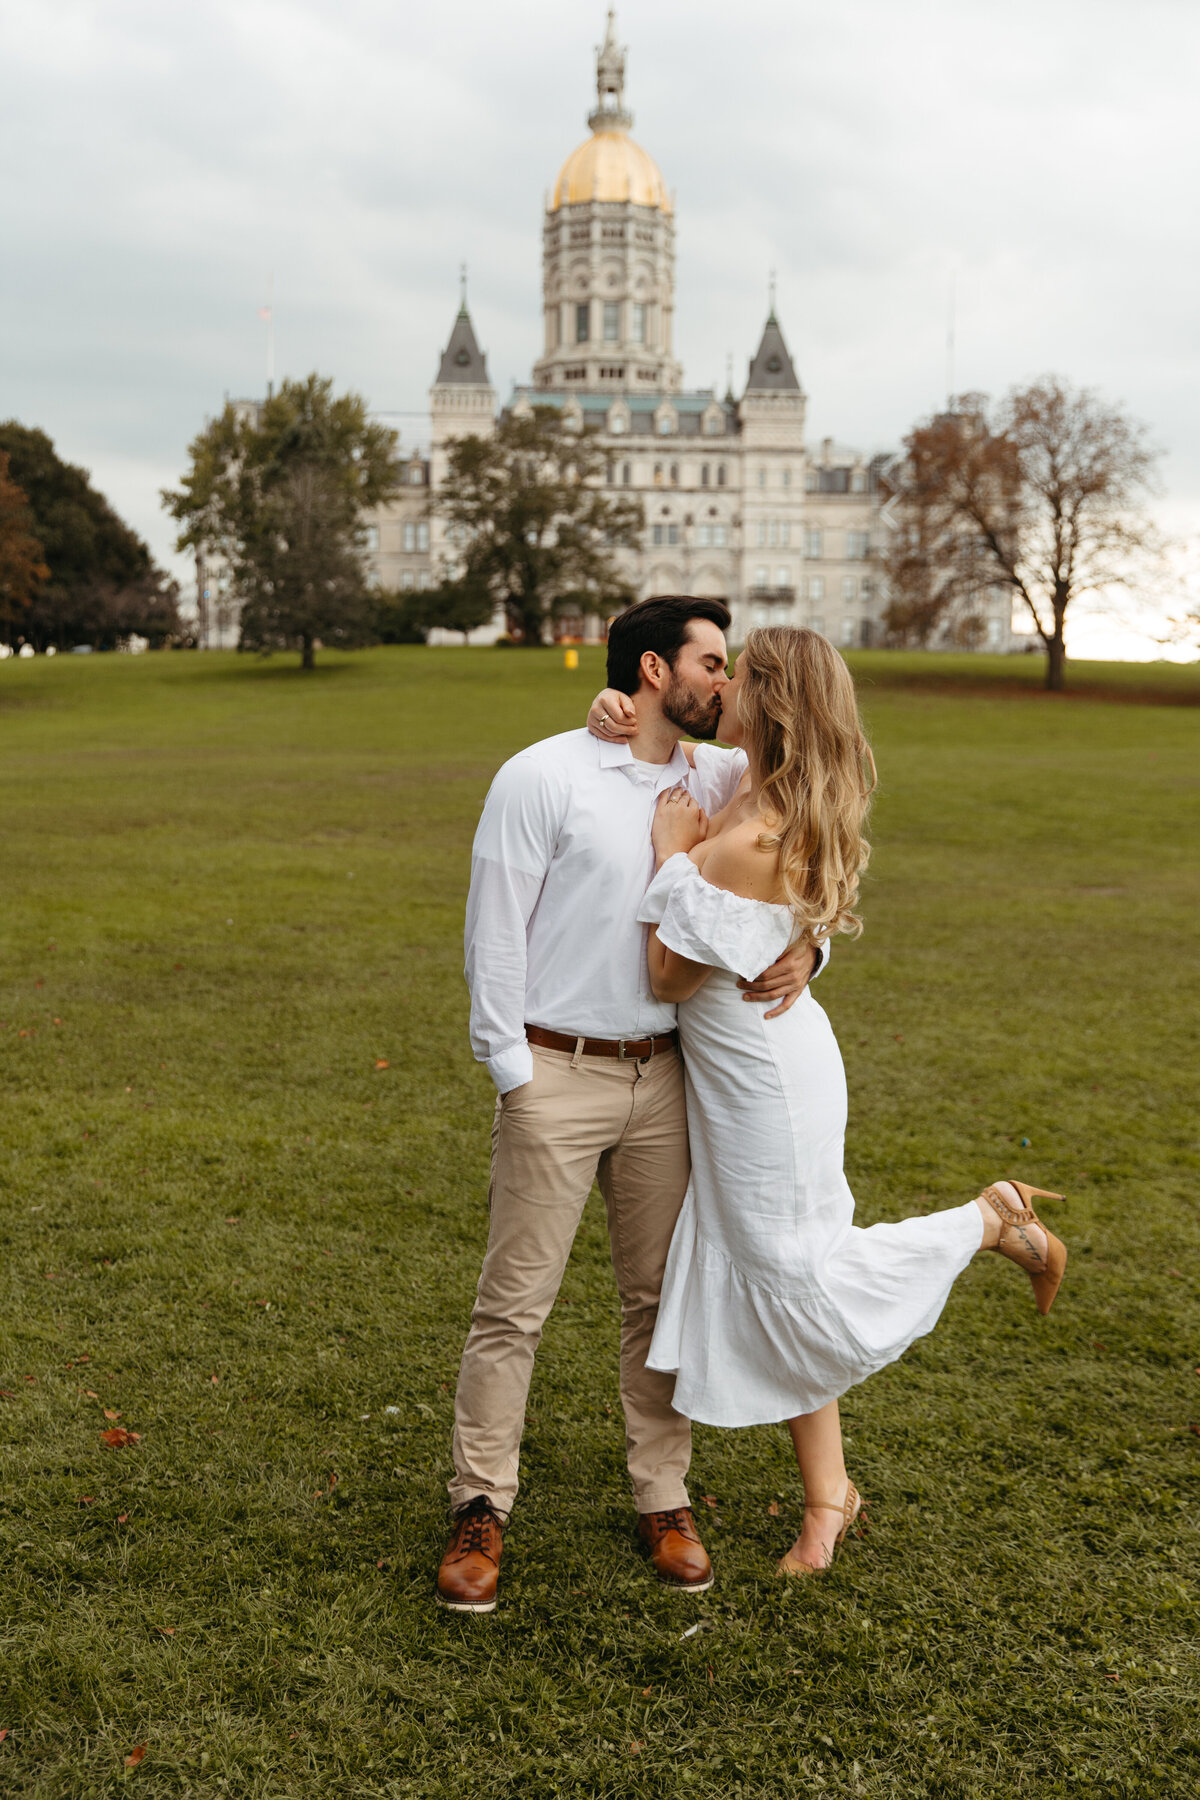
[804,1482,860,1526]
[979,1183,1040,1228]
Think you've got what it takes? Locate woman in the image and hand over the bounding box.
[587,628,1066,1576]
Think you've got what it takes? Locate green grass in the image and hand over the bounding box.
[1,646,1198,1799]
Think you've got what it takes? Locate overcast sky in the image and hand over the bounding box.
[3,0,1197,654]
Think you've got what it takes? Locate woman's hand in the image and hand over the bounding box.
[586,688,638,742]
[651,787,708,866]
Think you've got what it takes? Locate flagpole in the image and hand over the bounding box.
[266,272,275,399]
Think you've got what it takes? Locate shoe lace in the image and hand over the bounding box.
[652,1507,692,1537]
[454,1496,499,1559]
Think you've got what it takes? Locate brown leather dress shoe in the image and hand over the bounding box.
[436,1495,504,1613]
[637,1507,714,1593]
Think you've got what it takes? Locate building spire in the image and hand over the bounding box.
[589,8,632,132]
[436,290,489,386]
[459,262,468,314]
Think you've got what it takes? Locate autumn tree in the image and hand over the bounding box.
[0,451,49,635]
[0,423,179,650]
[163,375,402,669]
[432,407,643,644]
[883,379,1161,689]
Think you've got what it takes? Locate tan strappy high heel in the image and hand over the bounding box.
[776,1481,862,1578]
[979,1180,1067,1315]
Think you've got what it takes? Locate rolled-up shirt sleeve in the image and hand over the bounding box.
[464,756,562,1094]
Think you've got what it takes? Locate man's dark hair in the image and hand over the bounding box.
[606,595,732,696]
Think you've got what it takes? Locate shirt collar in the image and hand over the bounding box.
[597,736,690,786]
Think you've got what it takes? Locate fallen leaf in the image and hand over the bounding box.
[893,1032,904,1043]
[374,1058,389,1070]
[77,1496,96,1506]
[630,1740,643,1755]
[85,1390,99,1399]
[0,1728,7,1742]
[23,1375,36,1384]
[100,1427,141,1449]
[1168,1269,1184,1279]
[155,1626,175,1637]
[103,1409,122,1421]
[701,1495,718,1508]
[767,1500,781,1517]
[641,1686,653,1697]
[210,1374,219,1385]
[1189,1423,1200,1440]
[125,1744,147,1766]
[0,1390,16,1401]
[117,1513,128,1523]
[225,1216,240,1225]
[1104,1673,1120,1683]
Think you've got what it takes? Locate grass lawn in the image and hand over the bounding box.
[1,645,1198,1799]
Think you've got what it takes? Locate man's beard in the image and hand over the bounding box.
[662,671,722,741]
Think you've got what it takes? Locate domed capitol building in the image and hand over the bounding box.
[366,11,1017,654]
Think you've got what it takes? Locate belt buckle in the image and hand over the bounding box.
[618,1037,649,1060]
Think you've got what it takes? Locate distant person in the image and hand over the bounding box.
[589,628,1067,1575]
[437,597,820,1613]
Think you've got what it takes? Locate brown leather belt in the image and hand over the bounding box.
[526,1024,679,1061]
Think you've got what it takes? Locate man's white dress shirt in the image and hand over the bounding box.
[464,728,828,1094]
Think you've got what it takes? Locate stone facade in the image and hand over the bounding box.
[363,10,1017,653]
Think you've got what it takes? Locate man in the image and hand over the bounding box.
[437,596,820,1612]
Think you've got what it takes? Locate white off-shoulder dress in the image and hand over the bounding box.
[637,824,984,1427]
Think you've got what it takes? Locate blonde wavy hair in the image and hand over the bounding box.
[737,626,877,943]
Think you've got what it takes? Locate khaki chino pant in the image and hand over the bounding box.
[450,1042,692,1519]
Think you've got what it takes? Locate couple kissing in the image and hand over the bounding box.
[437,595,1066,1613]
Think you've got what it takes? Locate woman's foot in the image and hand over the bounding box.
[976,1180,1048,1265]
[975,1180,1067,1315]
[777,1477,861,1577]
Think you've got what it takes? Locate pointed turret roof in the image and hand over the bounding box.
[745,311,801,394]
[436,304,490,385]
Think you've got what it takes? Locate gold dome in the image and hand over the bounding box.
[550,129,672,214]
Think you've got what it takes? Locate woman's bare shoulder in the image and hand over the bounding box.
[696,819,784,903]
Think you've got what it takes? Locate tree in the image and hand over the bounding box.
[163,375,402,669]
[0,423,180,650]
[0,452,49,635]
[372,576,496,646]
[432,407,643,645]
[419,572,499,643]
[882,379,1161,689]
